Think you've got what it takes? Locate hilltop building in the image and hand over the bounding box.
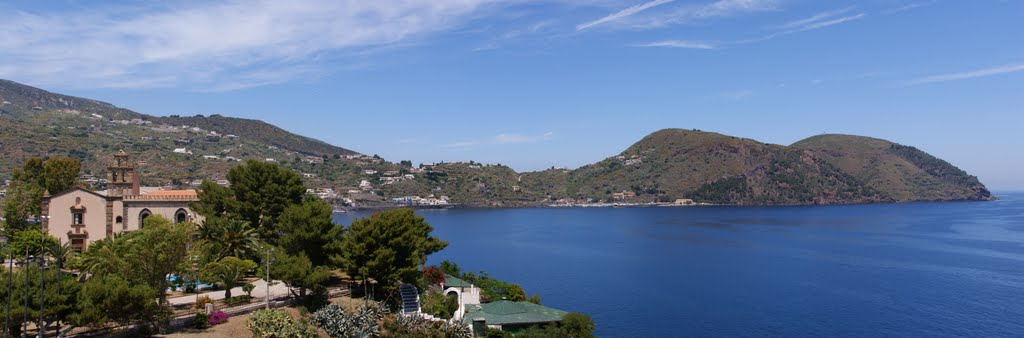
[41,150,202,252]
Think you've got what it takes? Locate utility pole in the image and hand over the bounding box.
[4,236,11,338]
[23,247,28,338]
[55,239,61,338]
[39,216,47,338]
[265,247,273,309]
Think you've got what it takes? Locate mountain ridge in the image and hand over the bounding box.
[0,80,993,206]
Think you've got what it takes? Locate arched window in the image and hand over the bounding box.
[139,209,152,227]
[115,216,123,224]
[175,209,188,224]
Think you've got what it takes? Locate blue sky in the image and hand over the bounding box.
[2,0,1023,189]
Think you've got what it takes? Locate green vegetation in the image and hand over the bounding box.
[248,309,319,338]
[339,208,447,296]
[311,302,386,338]
[439,260,528,302]
[200,256,257,300]
[0,263,81,337]
[420,290,459,319]
[2,156,81,233]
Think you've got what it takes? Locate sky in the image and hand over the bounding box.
[1,0,1022,190]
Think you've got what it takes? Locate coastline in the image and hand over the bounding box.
[333,196,997,213]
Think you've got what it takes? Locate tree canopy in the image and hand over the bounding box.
[194,160,307,240]
[2,156,82,234]
[338,208,447,294]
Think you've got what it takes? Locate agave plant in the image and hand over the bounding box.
[312,302,388,338]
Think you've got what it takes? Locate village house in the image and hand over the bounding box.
[40,151,203,252]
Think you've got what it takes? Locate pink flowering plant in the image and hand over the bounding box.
[209,310,229,325]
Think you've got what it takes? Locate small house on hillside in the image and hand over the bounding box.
[463,300,569,334]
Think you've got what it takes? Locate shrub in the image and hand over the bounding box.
[194,295,213,310]
[420,290,458,319]
[210,310,229,325]
[381,314,471,338]
[312,302,387,338]
[225,295,253,307]
[193,312,210,329]
[243,283,256,297]
[562,312,596,338]
[248,309,318,338]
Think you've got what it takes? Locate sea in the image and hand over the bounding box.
[334,191,1024,337]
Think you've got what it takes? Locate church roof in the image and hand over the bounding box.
[145,190,198,197]
[124,189,199,201]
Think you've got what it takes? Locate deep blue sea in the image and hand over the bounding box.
[335,192,1024,337]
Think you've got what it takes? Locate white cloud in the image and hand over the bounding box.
[492,132,554,144]
[576,0,674,31]
[633,40,714,49]
[907,63,1024,85]
[0,0,493,90]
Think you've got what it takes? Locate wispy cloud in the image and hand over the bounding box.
[576,0,674,31]
[637,0,778,29]
[777,7,854,29]
[883,1,935,15]
[442,140,481,149]
[0,0,493,90]
[632,40,714,49]
[638,7,864,49]
[492,132,554,144]
[907,63,1024,85]
[736,8,865,43]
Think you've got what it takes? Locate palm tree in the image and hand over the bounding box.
[75,234,128,277]
[199,256,257,299]
[197,217,261,263]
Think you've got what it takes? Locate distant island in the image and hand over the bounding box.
[0,79,992,207]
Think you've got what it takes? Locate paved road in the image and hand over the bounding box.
[168,279,290,306]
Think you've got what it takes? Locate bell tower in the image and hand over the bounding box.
[107,150,136,196]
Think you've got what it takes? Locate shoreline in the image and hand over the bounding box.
[334,197,997,213]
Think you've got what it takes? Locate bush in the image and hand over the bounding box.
[562,312,596,338]
[225,295,253,307]
[193,312,210,329]
[420,290,458,319]
[312,302,386,338]
[307,284,329,312]
[195,295,213,310]
[243,283,256,297]
[248,309,318,338]
[380,314,471,338]
[210,310,229,325]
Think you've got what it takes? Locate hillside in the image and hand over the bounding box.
[791,134,992,201]
[539,129,889,205]
[0,80,993,207]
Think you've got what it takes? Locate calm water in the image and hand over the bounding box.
[335,192,1024,337]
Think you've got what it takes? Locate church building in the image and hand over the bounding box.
[41,150,203,252]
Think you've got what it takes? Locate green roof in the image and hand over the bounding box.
[445,275,473,288]
[462,300,568,326]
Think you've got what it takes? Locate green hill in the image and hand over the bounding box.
[543,129,888,205]
[791,134,992,201]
